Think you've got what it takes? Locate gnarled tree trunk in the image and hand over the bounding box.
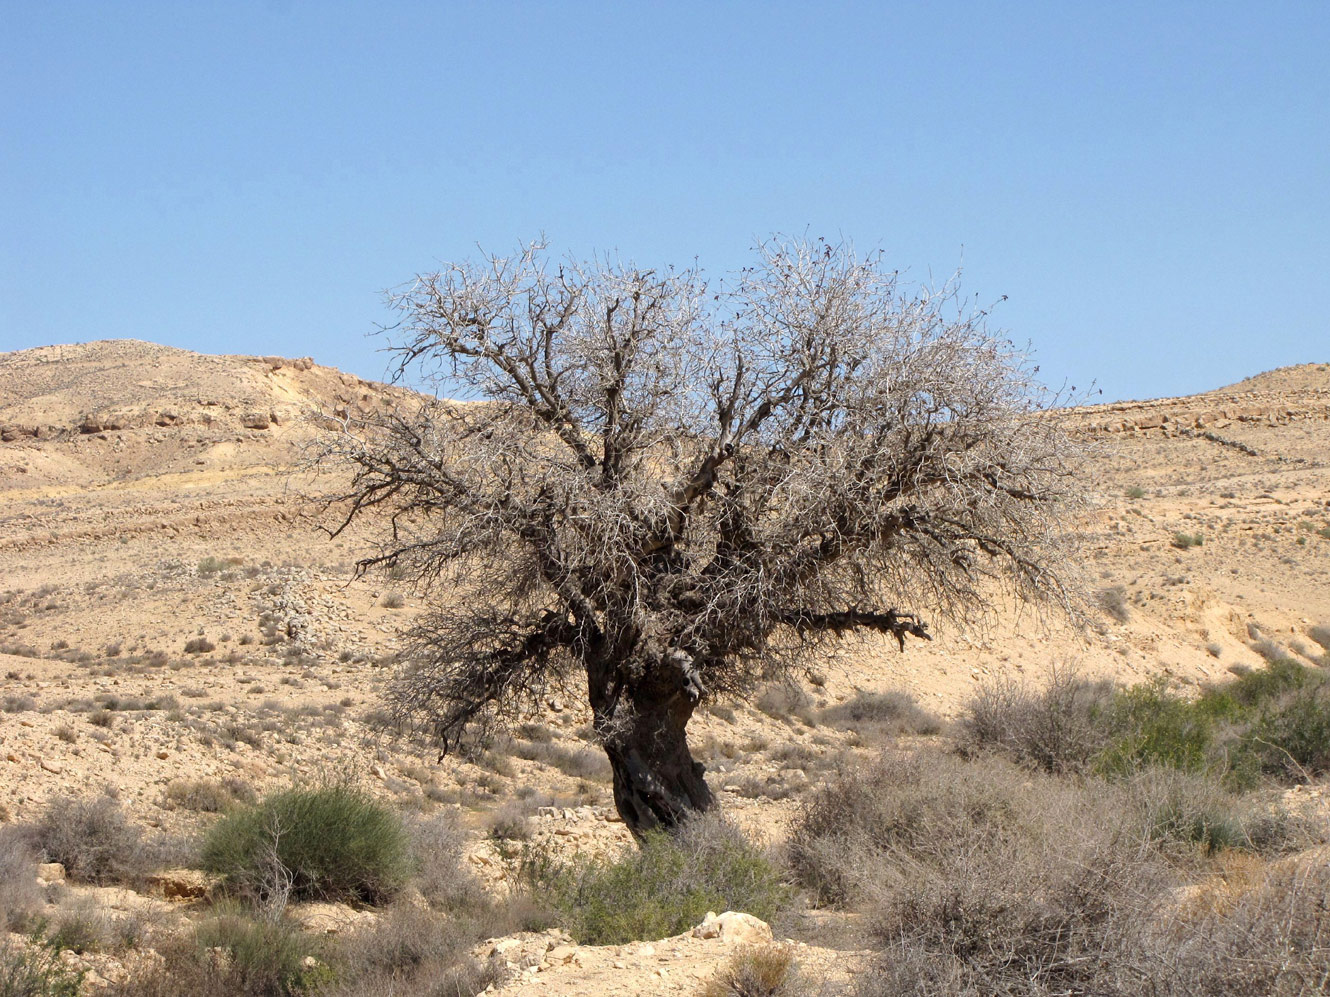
[600,700,714,838]
[590,647,715,838]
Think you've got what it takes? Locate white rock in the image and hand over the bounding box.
[691,911,773,945]
[37,862,65,883]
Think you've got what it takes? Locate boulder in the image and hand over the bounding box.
[691,910,774,945]
[37,862,65,884]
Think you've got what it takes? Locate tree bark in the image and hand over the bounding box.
[596,690,714,839]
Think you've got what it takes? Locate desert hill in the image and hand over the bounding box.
[1,341,1329,994]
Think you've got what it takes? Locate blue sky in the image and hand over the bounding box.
[3,2,1326,402]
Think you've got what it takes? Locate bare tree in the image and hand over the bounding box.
[324,237,1081,838]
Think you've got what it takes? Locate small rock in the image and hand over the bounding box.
[156,750,170,760]
[5,753,18,763]
[40,759,62,774]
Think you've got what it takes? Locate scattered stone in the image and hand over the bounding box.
[40,758,62,774]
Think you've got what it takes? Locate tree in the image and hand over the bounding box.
[325,237,1080,838]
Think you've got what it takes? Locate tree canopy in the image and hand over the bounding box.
[325,237,1081,835]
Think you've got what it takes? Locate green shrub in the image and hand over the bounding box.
[195,915,328,996]
[1125,486,1145,500]
[1248,685,1330,779]
[1171,531,1204,549]
[1199,656,1308,714]
[202,785,411,905]
[519,814,791,944]
[1096,679,1214,776]
[108,913,327,997]
[0,937,83,997]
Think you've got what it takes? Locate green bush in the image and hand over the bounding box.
[1096,679,1214,776]
[1171,532,1203,549]
[519,814,791,944]
[0,937,83,997]
[1248,685,1330,778]
[201,785,411,905]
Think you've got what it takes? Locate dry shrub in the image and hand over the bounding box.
[703,943,805,997]
[819,690,941,737]
[165,777,256,812]
[321,903,507,997]
[0,825,42,930]
[406,811,489,916]
[789,750,1171,995]
[33,794,145,885]
[960,667,1114,774]
[1097,584,1131,622]
[1131,857,1330,996]
[799,749,1330,997]
[754,683,818,727]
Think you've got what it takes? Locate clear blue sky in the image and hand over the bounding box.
[3,2,1327,402]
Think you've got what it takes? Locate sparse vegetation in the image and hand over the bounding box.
[819,689,940,736]
[1172,531,1204,549]
[1096,584,1131,622]
[518,814,791,944]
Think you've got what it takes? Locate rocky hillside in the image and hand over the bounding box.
[1,343,1328,995]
